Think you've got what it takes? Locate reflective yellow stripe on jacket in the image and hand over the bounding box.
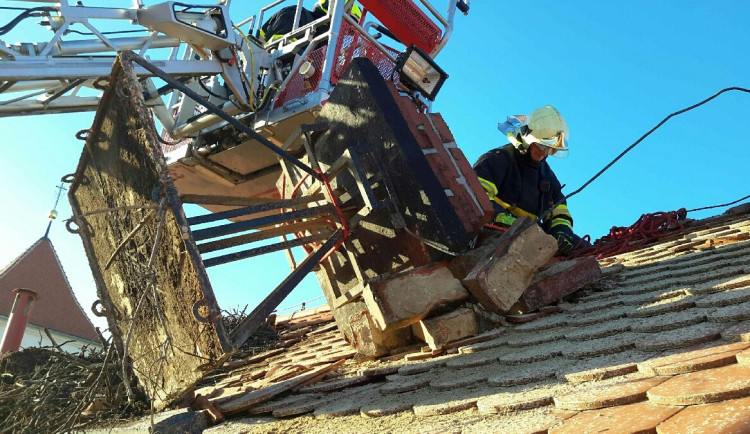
[477,176,538,220]
[550,203,572,220]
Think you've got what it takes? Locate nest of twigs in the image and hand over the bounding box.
[0,309,282,433]
[221,306,280,360]
[0,345,147,434]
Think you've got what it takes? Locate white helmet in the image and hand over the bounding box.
[521,105,569,158]
[498,105,569,158]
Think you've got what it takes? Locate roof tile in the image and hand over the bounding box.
[626,294,696,318]
[553,376,667,411]
[707,300,750,323]
[549,401,682,434]
[721,319,750,342]
[556,351,653,383]
[647,363,750,405]
[633,322,725,351]
[562,333,636,359]
[487,358,559,386]
[563,318,633,341]
[655,396,750,434]
[629,307,709,333]
[695,286,750,307]
[637,341,750,375]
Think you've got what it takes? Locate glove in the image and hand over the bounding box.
[550,218,575,254]
[494,211,517,227]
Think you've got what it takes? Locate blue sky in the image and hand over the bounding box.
[1,1,749,331]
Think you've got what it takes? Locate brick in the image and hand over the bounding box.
[549,402,682,434]
[427,114,493,231]
[515,257,602,313]
[637,341,750,375]
[554,377,667,411]
[363,262,468,331]
[447,232,504,281]
[647,364,750,405]
[656,396,750,433]
[330,300,411,358]
[462,219,558,313]
[412,307,477,350]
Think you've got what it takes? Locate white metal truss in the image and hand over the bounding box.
[0,0,463,140]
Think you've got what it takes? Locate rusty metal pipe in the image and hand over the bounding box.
[0,288,39,354]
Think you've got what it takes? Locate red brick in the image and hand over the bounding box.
[363,262,468,331]
[516,257,602,312]
[412,307,477,350]
[656,396,750,433]
[647,364,750,405]
[463,219,558,313]
[549,402,682,434]
[331,300,411,358]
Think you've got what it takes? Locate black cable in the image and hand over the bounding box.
[0,7,55,36]
[65,29,149,36]
[687,193,750,213]
[0,6,39,11]
[196,76,243,111]
[537,87,750,224]
[197,76,229,101]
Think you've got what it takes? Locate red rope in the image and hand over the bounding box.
[572,208,688,259]
[484,223,508,232]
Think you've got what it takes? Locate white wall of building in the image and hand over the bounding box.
[0,315,102,353]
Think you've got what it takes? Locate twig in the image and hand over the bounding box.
[104,209,156,270]
[43,328,59,349]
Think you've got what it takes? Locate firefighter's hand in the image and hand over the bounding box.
[550,220,575,254]
[494,212,516,227]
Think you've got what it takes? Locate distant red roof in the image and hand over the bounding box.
[0,237,99,342]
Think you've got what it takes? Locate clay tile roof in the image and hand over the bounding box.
[192,206,750,432]
[0,237,99,342]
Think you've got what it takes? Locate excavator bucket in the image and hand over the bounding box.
[67,55,232,410]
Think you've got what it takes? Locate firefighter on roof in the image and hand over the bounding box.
[473,105,585,254]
